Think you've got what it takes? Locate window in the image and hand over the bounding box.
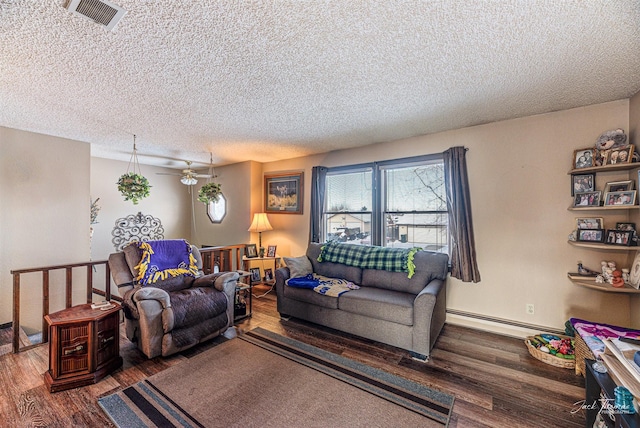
[207,193,227,223]
[320,155,448,252]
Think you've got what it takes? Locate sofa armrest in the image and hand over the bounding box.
[412,279,446,356]
[275,267,290,297]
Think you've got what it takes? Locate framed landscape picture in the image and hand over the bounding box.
[265,171,304,214]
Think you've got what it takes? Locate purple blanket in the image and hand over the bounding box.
[135,239,199,285]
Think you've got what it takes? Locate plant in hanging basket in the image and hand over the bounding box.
[117,172,151,204]
[198,182,222,204]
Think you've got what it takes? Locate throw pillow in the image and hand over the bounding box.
[283,255,313,278]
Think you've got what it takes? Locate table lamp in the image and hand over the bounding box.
[248,213,273,257]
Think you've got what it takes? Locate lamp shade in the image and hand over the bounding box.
[248,213,273,233]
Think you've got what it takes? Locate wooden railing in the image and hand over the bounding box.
[9,244,246,354]
[200,244,246,274]
[10,260,115,354]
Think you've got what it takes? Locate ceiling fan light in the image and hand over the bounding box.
[181,176,197,185]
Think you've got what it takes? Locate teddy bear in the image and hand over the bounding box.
[595,128,627,151]
[593,128,629,166]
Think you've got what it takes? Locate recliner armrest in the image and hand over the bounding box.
[193,271,239,293]
[133,287,171,308]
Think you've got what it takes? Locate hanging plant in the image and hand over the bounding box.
[117,135,151,205]
[198,182,222,204]
[117,172,151,205]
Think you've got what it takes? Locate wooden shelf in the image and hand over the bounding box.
[567,241,638,251]
[568,275,640,294]
[568,205,639,211]
[568,162,640,175]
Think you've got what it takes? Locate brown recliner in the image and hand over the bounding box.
[108,241,239,358]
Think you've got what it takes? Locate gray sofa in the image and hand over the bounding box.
[275,243,449,360]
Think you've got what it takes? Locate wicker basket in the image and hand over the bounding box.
[525,336,576,369]
[573,333,595,376]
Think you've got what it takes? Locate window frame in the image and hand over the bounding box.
[320,153,447,249]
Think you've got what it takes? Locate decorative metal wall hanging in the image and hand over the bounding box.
[112,212,164,251]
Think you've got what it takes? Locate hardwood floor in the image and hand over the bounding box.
[1,285,586,427]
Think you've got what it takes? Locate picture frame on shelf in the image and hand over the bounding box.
[264,268,273,282]
[616,222,636,231]
[571,173,595,196]
[573,148,595,169]
[264,171,304,214]
[603,146,634,166]
[266,245,277,258]
[576,217,604,230]
[249,267,261,283]
[605,229,633,246]
[577,229,605,243]
[629,252,640,289]
[573,191,601,207]
[603,190,637,206]
[604,180,634,193]
[245,244,258,258]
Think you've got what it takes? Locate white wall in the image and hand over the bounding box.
[89,157,192,261]
[0,127,90,329]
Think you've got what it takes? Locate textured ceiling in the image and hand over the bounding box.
[1,1,640,169]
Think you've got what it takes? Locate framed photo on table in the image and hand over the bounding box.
[266,245,277,258]
[264,268,273,282]
[249,268,261,283]
[264,172,304,214]
[245,244,258,258]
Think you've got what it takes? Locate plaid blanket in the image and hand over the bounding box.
[318,242,419,278]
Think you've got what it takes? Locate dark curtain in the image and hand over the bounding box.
[443,147,481,283]
[309,166,328,243]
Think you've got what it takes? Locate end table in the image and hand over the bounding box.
[44,303,123,393]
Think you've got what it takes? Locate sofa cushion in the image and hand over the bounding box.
[338,288,414,326]
[361,251,449,294]
[283,255,313,278]
[282,285,338,309]
[307,243,362,285]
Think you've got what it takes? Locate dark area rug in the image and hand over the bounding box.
[98,327,454,427]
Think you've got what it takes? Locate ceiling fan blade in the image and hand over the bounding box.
[156,172,183,176]
[194,174,214,178]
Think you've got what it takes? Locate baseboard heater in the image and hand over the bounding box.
[446,309,565,335]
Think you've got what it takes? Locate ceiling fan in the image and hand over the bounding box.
[157,160,214,186]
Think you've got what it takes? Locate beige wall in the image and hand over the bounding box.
[190,161,259,248]
[4,98,640,338]
[0,127,90,330]
[89,157,192,261]
[256,100,639,335]
[629,92,640,328]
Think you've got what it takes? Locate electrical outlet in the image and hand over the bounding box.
[526,303,535,315]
